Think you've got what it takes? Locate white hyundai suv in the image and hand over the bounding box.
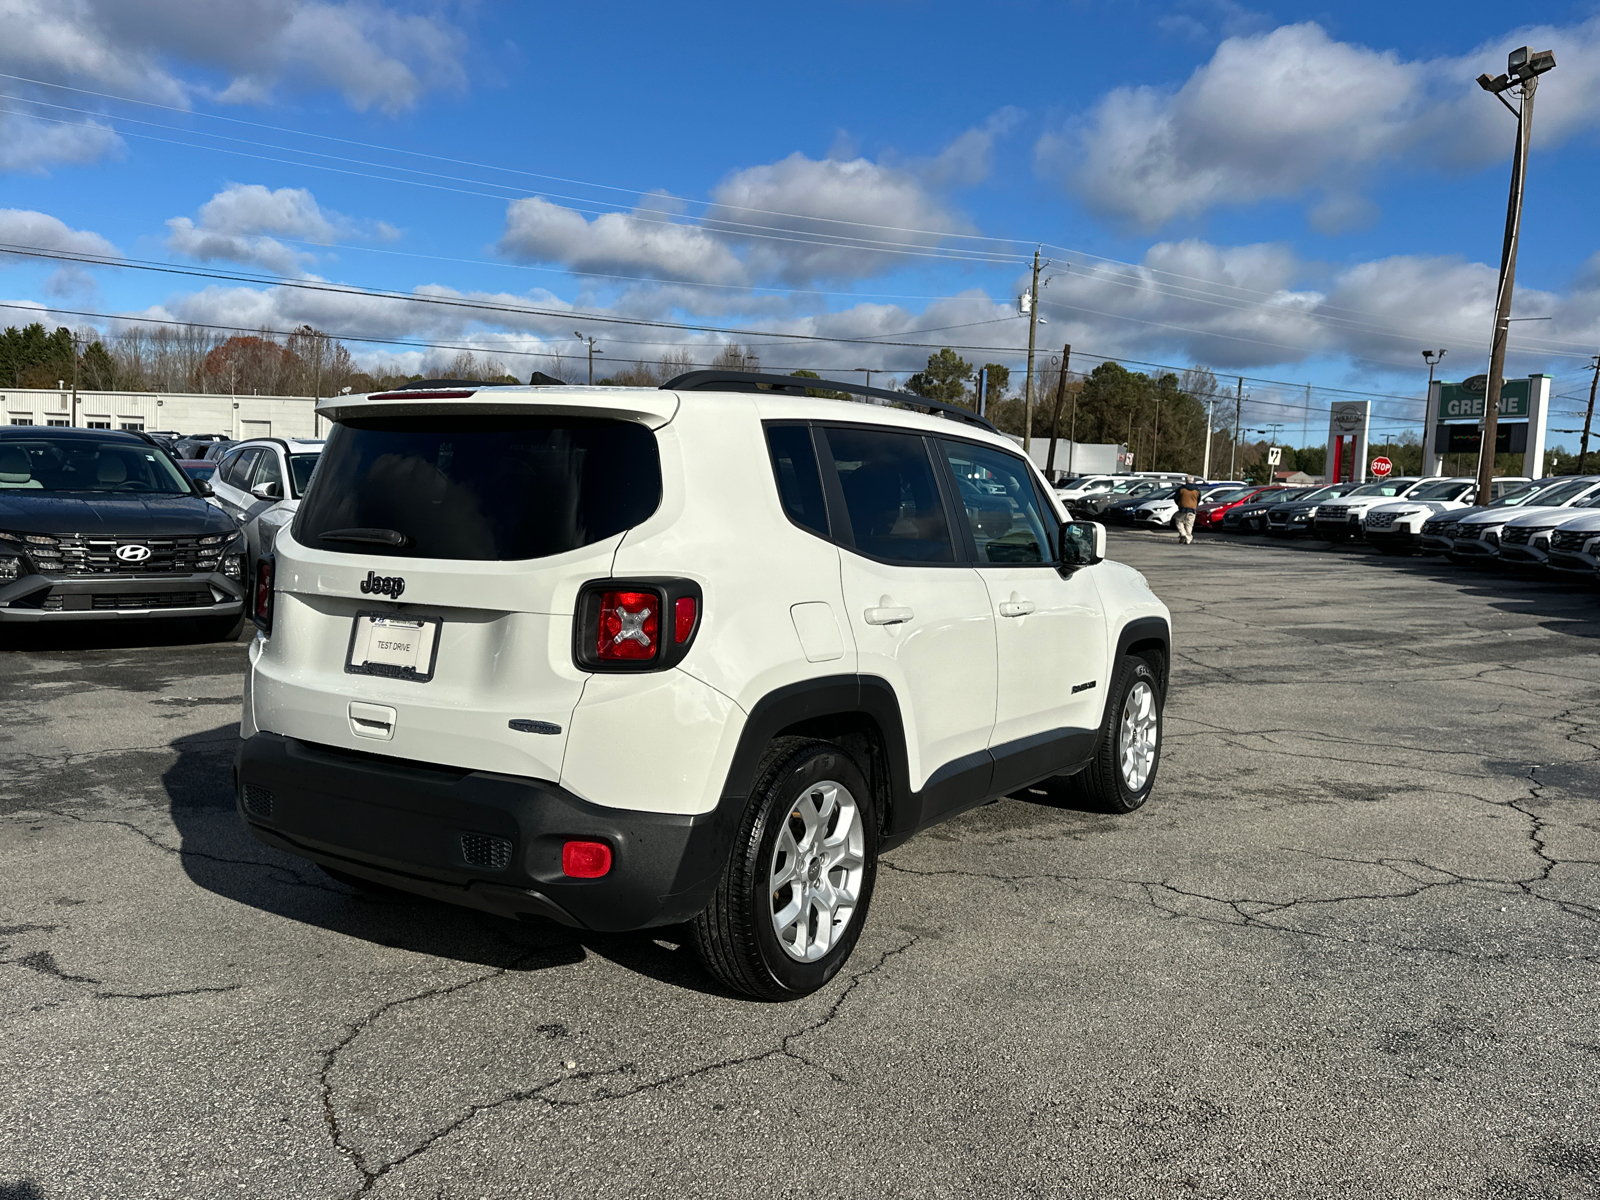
[1449,476,1600,564]
[1360,477,1512,555]
[235,372,1171,999]
[210,436,324,578]
[1311,478,1429,542]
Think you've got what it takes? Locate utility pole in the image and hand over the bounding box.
[70,331,80,428]
[574,331,601,384]
[1580,353,1600,475]
[1067,381,1079,476]
[1022,246,1041,453]
[1044,345,1071,478]
[1230,377,1243,480]
[1151,394,1162,471]
[1202,395,1216,479]
[1474,45,1556,504]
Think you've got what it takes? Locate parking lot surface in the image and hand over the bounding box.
[3,533,1598,1199]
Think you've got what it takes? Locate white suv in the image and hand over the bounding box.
[235,373,1171,999]
[210,437,324,576]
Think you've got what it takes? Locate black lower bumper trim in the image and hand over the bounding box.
[236,732,727,931]
[0,570,243,623]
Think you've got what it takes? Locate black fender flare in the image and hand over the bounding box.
[1113,615,1171,695]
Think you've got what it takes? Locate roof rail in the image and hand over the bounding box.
[659,370,998,432]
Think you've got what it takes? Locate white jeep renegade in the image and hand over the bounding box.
[235,372,1171,999]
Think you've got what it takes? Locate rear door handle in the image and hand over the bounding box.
[999,598,1036,618]
[863,605,915,625]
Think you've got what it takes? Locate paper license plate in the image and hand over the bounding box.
[346,612,441,682]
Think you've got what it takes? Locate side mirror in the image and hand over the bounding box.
[194,479,214,497]
[251,481,283,501]
[1059,520,1106,568]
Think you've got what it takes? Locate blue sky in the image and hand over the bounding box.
[2,0,1599,446]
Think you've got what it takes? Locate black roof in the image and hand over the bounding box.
[0,425,152,444]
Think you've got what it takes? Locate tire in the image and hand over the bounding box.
[1064,655,1164,814]
[199,611,247,642]
[692,737,879,1000]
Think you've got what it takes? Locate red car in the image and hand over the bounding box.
[1194,485,1284,530]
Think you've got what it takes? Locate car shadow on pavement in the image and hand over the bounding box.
[0,619,247,654]
[160,724,733,996]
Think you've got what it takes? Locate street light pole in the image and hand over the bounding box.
[1474,46,1556,504]
[1422,349,1445,472]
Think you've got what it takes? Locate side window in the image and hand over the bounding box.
[764,424,828,536]
[253,449,285,493]
[822,426,954,564]
[940,440,1055,565]
[214,450,240,485]
[225,448,261,489]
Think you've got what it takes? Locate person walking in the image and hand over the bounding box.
[1174,476,1202,545]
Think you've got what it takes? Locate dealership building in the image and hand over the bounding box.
[1,387,328,440]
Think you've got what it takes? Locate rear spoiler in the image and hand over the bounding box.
[316,386,679,428]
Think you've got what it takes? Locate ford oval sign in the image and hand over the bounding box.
[116,544,153,564]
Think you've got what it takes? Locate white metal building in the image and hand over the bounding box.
[0,387,327,439]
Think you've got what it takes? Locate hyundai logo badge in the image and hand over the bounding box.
[116,544,153,563]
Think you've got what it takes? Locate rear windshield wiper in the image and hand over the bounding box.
[318,527,413,548]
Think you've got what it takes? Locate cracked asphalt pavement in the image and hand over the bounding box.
[3,532,1599,1199]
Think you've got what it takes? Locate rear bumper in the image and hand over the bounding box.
[0,569,244,623]
[235,732,727,931]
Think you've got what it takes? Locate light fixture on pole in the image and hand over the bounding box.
[1472,45,1555,504]
[574,331,601,384]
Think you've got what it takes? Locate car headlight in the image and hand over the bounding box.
[1304,507,1318,518]
[0,554,20,583]
[222,553,245,581]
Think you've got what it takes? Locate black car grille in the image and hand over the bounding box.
[41,589,217,611]
[1317,505,1349,522]
[1267,511,1290,525]
[28,534,226,575]
[1500,526,1535,546]
[1422,519,1457,537]
[1550,530,1593,552]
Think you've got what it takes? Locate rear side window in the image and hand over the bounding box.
[294,416,661,561]
[822,426,954,564]
[765,424,828,536]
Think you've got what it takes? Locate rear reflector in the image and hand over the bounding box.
[596,590,657,661]
[251,558,274,633]
[562,840,612,878]
[674,595,697,644]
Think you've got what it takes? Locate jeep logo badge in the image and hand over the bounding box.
[360,570,405,599]
[116,544,152,563]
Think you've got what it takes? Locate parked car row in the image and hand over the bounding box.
[0,426,322,639]
[1132,471,1600,582]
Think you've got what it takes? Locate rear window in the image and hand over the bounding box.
[293,416,661,561]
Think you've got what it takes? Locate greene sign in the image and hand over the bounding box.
[1439,377,1530,420]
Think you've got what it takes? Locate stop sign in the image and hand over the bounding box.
[1371,456,1393,477]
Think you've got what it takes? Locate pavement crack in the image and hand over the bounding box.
[320,938,919,1196]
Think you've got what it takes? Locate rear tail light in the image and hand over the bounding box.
[674,596,697,643]
[597,590,658,661]
[562,840,612,878]
[574,579,702,672]
[252,557,274,633]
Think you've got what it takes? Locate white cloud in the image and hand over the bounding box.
[499,151,976,289]
[707,153,974,284]
[0,209,119,259]
[165,183,389,275]
[498,197,747,287]
[1041,18,1600,230]
[0,0,468,170]
[919,108,1025,187]
[0,112,123,174]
